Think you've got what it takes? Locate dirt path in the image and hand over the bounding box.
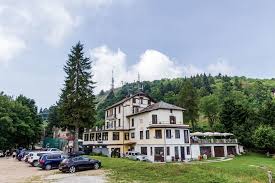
[0,157,106,183]
[0,157,53,183]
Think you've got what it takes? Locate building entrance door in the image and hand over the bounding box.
[154,147,164,162]
[180,146,185,161]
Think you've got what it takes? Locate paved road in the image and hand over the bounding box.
[0,157,106,183]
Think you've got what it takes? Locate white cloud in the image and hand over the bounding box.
[207,59,234,76]
[90,47,184,93]
[0,0,115,63]
[0,33,26,63]
[131,50,183,81]
[91,45,128,93]
[90,46,237,93]
[183,64,203,77]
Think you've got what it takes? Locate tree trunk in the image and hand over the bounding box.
[74,126,79,152]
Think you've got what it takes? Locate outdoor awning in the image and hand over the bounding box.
[191,132,235,137]
[190,132,204,136]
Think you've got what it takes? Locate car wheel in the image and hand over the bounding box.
[93,163,99,170]
[45,164,52,170]
[69,166,76,173]
[33,161,39,167]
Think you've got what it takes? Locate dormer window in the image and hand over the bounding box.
[170,116,176,124]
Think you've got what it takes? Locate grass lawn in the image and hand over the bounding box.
[90,153,275,183]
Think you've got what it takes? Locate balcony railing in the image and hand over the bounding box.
[148,121,189,128]
[149,121,183,125]
[192,138,238,144]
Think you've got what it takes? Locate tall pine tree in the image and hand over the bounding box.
[177,81,199,131]
[59,42,96,152]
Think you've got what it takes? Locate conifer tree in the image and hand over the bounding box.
[59,42,96,152]
[177,81,199,131]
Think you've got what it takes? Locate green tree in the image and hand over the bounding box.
[200,94,219,129]
[219,99,236,133]
[177,81,199,131]
[45,105,61,137]
[59,42,96,152]
[253,125,275,152]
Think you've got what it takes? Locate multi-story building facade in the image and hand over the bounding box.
[83,92,191,162]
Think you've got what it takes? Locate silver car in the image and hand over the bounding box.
[127,151,149,161]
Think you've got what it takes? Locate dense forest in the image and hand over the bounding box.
[0,93,43,150]
[94,74,275,152]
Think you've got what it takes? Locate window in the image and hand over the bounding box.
[155,130,162,139]
[131,118,134,127]
[102,132,108,141]
[152,115,158,124]
[118,119,121,127]
[184,130,190,143]
[150,147,153,155]
[141,147,147,155]
[140,131,143,139]
[124,133,129,140]
[131,132,135,139]
[114,121,116,128]
[187,146,190,155]
[140,97,143,104]
[167,147,170,156]
[166,129,172,139]
[96,133,101,141]
[118,106,121,113]
[133,98,136,103]
[148,100,151,105]
[146,130,149,139]
[113,132,119,140]
[175,130,180,139]
[84,134,89,141]
[90,133,94,141]
[133,107,139,113]
[170,116,176,124]
[170,109,173,113]
[106,111,109,117]
[175,146,179,156]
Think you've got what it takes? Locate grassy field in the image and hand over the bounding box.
[90,153,275,183]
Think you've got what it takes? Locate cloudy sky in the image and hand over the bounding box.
[1,0,275,108]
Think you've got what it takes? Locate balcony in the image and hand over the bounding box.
[192,138,238,144]
[148,121,189,128]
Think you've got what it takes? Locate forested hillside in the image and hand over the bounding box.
[96,74,275,152]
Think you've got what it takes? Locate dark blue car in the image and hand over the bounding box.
[39,154,66,170]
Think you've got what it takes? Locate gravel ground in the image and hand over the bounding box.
[0,157,106,183]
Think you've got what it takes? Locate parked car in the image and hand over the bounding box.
[68,151,85,158]
[0,150,4,157]
[59,156,101,173]
[47,148,63,153]
[17,150,29,161]
[23,153,30,162]
[39,153,67,170]
[28,151,49,167]
[127,151,149,161]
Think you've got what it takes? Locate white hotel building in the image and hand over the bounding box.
[83,92,191,162]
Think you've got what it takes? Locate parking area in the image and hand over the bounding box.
[0,157,106,183]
